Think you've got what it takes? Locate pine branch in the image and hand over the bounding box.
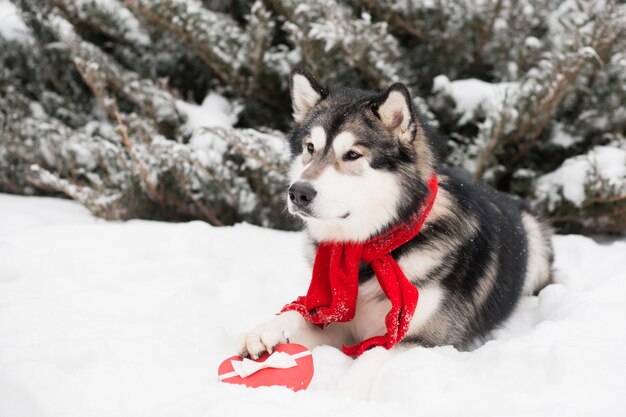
[469,0,503,74]
[362,0,428,41]
[41,11,186,138]
[503,7,622,176]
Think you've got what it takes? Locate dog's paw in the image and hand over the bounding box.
[238,320,290,360]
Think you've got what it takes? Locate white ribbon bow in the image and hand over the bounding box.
[219,350,311,380]
[232,351,297,378]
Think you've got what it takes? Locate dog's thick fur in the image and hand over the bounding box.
[239,69,553,359]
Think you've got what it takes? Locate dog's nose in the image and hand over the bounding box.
[289,182,317,207]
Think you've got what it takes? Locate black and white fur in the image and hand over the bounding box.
[238,68,553,359]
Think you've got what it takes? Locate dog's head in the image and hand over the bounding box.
[286,68,435,242]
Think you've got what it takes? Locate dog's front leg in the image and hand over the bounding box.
[238,310,349,359]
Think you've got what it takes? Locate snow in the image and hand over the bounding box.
[1,193,625,416]
[524,36,542,49]
[536,145,626,209]
[549,122,581,147]
[78,0,151,46]
[0,0,29,41]
[432,75,517,124]
[177,92,245,158]
[177,93,242,132]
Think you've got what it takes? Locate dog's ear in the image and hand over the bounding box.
[372,83,418,143]
[290,67,327,122]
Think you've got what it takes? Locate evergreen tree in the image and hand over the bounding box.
[1,0,624,233]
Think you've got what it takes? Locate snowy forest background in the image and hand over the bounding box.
[1,0,625,235]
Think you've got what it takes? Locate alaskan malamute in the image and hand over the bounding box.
[239,68,553,358]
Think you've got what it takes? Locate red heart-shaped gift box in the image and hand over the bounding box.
[218,343,314,391]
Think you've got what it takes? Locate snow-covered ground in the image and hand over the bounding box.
[1,194,625,417]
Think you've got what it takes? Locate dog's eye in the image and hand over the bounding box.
[343,150,362,161]
[306,143,314,154]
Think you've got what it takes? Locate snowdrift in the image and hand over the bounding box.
[1,194,625,416]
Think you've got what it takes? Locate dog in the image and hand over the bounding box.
[238,68,553,359]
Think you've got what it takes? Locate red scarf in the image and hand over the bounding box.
[281,175,439,357]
